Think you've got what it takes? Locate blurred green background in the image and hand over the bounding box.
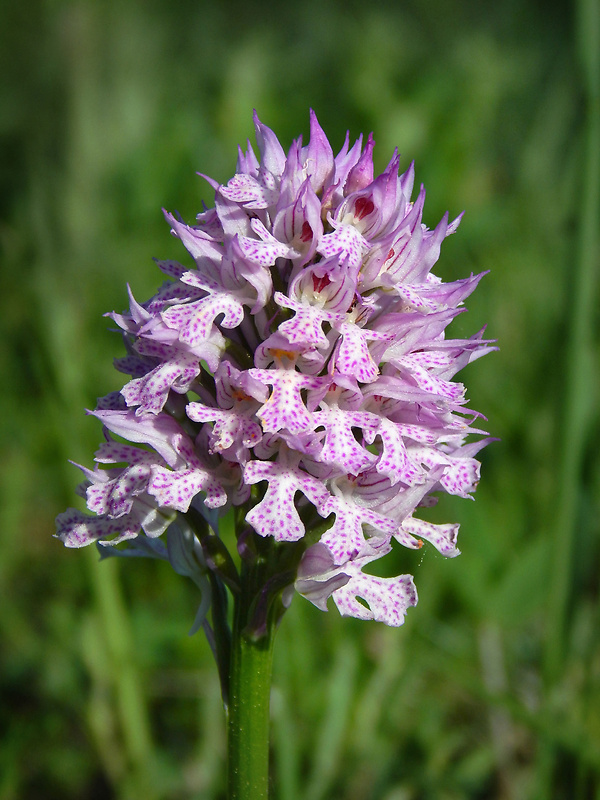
[1,0,599,798]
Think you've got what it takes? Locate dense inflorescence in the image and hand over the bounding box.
[56,111,494,626]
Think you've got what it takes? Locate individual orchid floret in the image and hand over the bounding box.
[56,110,494,630]
[244,447,329,541]
[332,548,419,627]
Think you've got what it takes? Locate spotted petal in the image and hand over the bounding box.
[244,459,329,541]
[249,369,328,435]
[332,545,418,626]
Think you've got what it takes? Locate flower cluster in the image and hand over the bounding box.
[56,111,493,627]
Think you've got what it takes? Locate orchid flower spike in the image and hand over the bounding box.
[56,110,495,627]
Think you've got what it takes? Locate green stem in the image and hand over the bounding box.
[227,580,276,800]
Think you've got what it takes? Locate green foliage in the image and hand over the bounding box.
[1,0,598,797]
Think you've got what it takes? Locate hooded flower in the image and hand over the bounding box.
[56,110,494,627]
